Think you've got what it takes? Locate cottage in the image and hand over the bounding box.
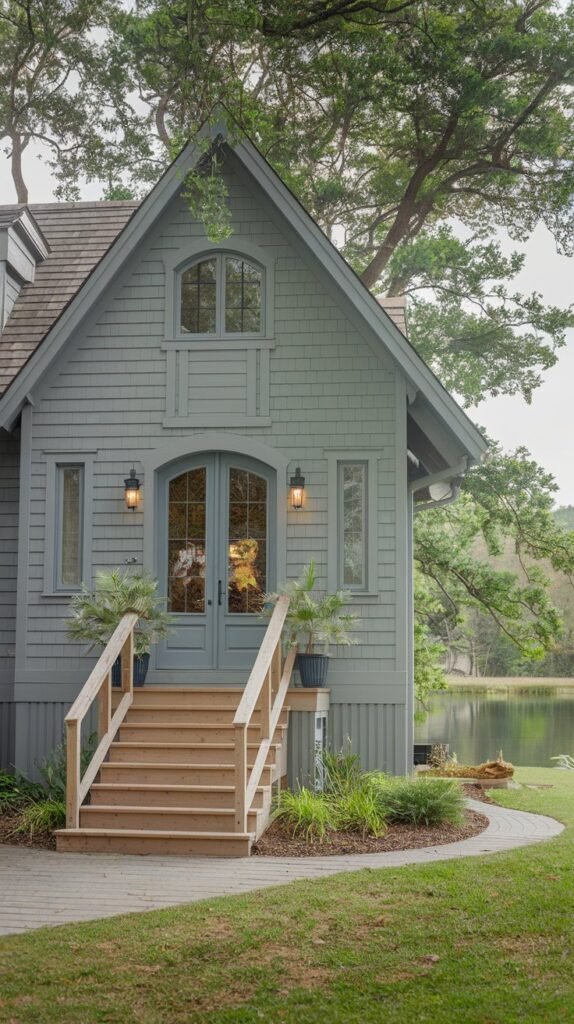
[0,122,486,854]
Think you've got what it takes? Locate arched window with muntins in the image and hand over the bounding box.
[180,253,263,336]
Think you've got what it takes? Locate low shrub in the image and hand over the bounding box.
[15,799,66,837]
[376,777,464,827]
[273,788,337,842]
[335,787,387,838]
[0,770,43,813]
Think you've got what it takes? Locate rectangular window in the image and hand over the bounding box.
[339,461,368,590]
[57,464,84,589]
[327,450,379,598]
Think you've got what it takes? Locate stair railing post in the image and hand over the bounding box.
[98,671,111,740]
[66,718,80,829]
[261,666,272,741]
[271,643,282,704]
[120,626,134,696]
[234,723,248,832]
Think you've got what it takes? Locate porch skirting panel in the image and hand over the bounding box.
[5,702,97,779]
[287,710,319,790]
[287,701,408,786]
[330,702,406,775]
[0,702,15,771]
[12,702,70,778]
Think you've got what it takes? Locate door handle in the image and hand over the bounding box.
[218,580,223,606]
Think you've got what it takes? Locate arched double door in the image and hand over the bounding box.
[156,453,276,671]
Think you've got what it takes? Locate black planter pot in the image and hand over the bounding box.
[111,653,150,688]
[296,653,330,688]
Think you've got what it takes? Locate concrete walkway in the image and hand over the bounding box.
[0,800,563,937]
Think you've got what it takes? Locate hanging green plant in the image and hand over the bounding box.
[181,146,233,244]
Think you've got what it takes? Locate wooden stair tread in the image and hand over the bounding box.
[100,761,268,769]
[57,828,253,839]
[126,704,291,711]
[121,722,287,729]
[110,742,281,750]
[82,805,254,816]
[134,687,245,693]
[90,783,266,793]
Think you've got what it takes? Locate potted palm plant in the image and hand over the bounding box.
[65,569,174,686]
[266,561,358,687]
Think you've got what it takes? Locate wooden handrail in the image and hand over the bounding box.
[234,596,290,726]
[65,612,138,829]
[233,596,295,832]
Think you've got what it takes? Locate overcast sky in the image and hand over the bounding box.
[1,142,572,506]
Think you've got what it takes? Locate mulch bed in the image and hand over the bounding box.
[0,812,56,851]
[1,789,491,856]
[252,808,488,857]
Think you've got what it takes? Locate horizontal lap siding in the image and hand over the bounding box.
[24,162,400,708]
[0,428,19,687]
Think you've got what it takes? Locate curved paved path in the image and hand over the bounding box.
[0,800,563,937]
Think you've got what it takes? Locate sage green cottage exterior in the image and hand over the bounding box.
[0,125,486,780]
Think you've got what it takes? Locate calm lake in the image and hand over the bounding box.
[415,687,574,767]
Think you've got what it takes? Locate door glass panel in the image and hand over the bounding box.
[167,468,207,613]
[227,468,267,613]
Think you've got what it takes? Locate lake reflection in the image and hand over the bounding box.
[415,689,574,767]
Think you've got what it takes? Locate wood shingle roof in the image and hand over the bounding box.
[0,201,139,396]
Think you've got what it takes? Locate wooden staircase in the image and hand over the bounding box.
[57,687,289,857]
[56,599,295,858]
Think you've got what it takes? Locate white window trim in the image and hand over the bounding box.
[326,450,380,598]
[42,453,94,598]
[162,237,275,343]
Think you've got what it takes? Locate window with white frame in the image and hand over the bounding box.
[179,253,263,337]
[327,451,379,597]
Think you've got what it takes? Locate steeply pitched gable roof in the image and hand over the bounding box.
[0,201,138,395]
[0,124,487,462]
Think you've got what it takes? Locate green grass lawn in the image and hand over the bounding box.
[1,767,573,1024]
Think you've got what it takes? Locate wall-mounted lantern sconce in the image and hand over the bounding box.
[289,466,305,509]
[124,468,141,510]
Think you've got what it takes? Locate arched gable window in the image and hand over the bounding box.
[180,253,263,337]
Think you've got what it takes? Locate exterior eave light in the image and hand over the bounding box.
[124,468,141,510]
[290,466,305,509]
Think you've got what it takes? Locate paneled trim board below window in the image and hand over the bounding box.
[326,450,381,598]
[42,453,95,597]
[160,239,276,428]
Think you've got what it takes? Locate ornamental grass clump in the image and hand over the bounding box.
[322,747,366,796]
[273,788,337,842]
[375,777,464,828]
[335,787,387,838]
[15,799,66,837]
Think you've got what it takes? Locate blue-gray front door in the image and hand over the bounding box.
[156,453,276,671]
